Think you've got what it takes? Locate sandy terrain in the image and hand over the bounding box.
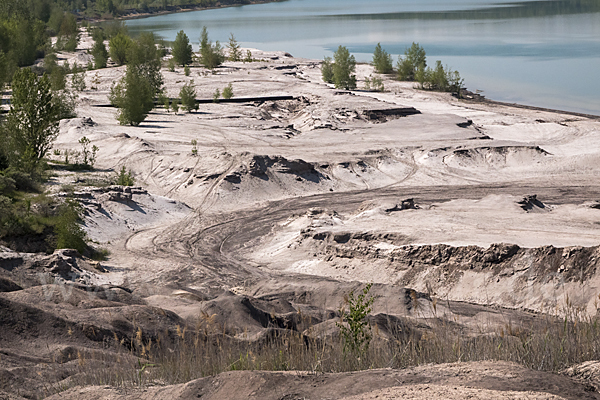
[2,29,600,398]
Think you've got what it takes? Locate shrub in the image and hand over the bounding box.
[418,60,463,95]
[116,166,134,186]
[172,30,193,66]
[222,83,233,99]
[227,33,241,62]
[212,88,220,103]
[184,65,190,76]
[109,32,133,66]
[337,283,374,363]
[199,26,225,70]
[243,50,253,63]
[179,81,198,113]
[372,43,393,74]
[54,200,87,254]
[321,56,334,83]
[90,31,108,69]
[333,46,357,90]
[397,42,426,81]
[4,68,60,174]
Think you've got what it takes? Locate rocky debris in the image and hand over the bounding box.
[518,194,548,211]
[584,201,600,209]
[362,107,421,122]
[385,199,419,212]
[563,360,600,392]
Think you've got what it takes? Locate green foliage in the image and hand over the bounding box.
[70,63,86,91]
[54,200,87,254]
[171,99,179,113]
[212,88,220,103]
[116,166,134,186]
[158,92,170,112]
[78,136,98,168]
[190,139,197,156]
[109,33,164,126]
[109,66,154,126]
[199,26,224,70]
[184,65,190,76]
[222,83,233,99]
[179,80,198,113]
[417,60,464,95]
[91,35,108,69]
[321,56,333,84]
[227,33,241,62]
[109,32,133,66]
[372,43,393,74]
[243,49,253,63]
[397,42,426,81]
[172,30,192,66]
[336,283,374,361]
[127,32,164,96]
[167,57,176,72]
[332,46,357,90]
[4,68,60,174]
[364,75,384,92]
[55,13,79,52]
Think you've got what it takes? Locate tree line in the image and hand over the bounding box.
[322,43,464,95]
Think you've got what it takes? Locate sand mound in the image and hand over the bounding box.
[444,145,549,169]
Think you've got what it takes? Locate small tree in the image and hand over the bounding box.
[372,43,393,74]
[333,45,357,90]
[222,83,233,99]
[109,67,154,126]
[397,42,426,81]
[71,64,86,92]
[116,166,134,186]
[243,49,253,63]
[90,31,108,69]
[5,68,60,173]
[321,56,334,83]
[212,88,220,103]
[109,32,133,66]
[199,26,225,70]
[337,283,374,364]
[172,30,193,66]
[179,81,198,113]
[227,33,241,62]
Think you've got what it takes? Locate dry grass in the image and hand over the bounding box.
[58,299,600,392]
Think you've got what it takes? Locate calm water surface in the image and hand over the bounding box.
[125,0,600,115]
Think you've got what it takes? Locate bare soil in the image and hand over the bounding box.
[2,30,600,398]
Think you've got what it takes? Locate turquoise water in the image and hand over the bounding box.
[124,0,600,115]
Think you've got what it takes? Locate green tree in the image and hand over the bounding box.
[109,32,133,66]
[321,56,334,83]
[91,32,108,69]
[337,283,374,364]
[333,45,357,90]
[4,68,60,173]
[172,30,192,66]
[109,67,154,126]
[127,32,164,97]
[179,80,198,113]
[397,42,426,81]
[372,43,393,74]
[227,33,241,62]
[199,26,224,70]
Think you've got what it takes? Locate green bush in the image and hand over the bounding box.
[372,43,393,74]
[222,83,233,99]
[337,283,374,362]
[91,34,108,69]
[54,200,87,254]
[321,56,334,84]
[116,166,134,186]
[397,42,426,81]
[172,30,193,66]
[227,33,241,62]
[179,81,198,113]
[332,46,357,90]
[199,26,225,70]
[109,32,133,66]
[109,67,154,126]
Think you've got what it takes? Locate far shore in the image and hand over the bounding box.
[91,0,282,23]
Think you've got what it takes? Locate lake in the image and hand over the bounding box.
[124,0,600,115]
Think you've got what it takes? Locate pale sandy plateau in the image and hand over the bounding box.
[2,30,600,399]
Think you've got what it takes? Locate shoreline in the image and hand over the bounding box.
[92,0,282,23]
